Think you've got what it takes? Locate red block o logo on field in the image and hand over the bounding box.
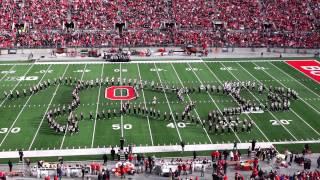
[105,86,136,100]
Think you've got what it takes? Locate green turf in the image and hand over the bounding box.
[0,60,319,154]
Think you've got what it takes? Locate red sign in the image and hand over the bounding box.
[285,60,320,84]
[105,86,136,100]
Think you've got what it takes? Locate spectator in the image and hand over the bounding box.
[200,165,205,177]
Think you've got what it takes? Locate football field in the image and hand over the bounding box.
[0,59,319,155]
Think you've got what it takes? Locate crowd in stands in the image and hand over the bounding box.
[0,0,319,49]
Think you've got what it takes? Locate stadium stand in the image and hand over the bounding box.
[0,0,320,48]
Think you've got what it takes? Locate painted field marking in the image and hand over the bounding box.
[154,63,182,142]
[0,65,16,82]
[120,64,124,139]
[271,62,320,98]
[137,64,154,146]
[170,63,213,144]
[4,140,320,158]
[202,61,270,142]
[0,64,52,147]
[249,62,320,136]
[0,64,35,108]
[60,64,87,149]
[255,62,320,116]
[220,62,298,140]
[187,62,242,143]
[29,64,70,150]
[285,60,320,84]
[91,63,105,148]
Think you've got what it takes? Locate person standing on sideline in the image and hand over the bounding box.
[233,141,237,150]
[120,137,125,150]
[103,154,108,165]
[180,141,185,153]
[8,160,13,172]
[251,139,256,151]
[18,149,24,162]
[193,151,197,160]
[111,147,115,160]
[317,156,320,168]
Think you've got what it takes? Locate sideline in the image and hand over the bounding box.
[0,140,319,159]
[0,59,314,66]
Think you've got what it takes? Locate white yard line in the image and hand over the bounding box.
[0,64,35,107]
[59,64,88,149]
[256,62,320,115]
[0,64,52,147]
[91,63,105,148]
[238,62,320,137]
[187,63,242,143]
[136,64,154,146]
[28,64,70,150]
[0,65,16,82]
[120,63,124,138]
[170,63,213,144]
[218,62,298,140]
[270,62,320,100]
[154,63,183,142]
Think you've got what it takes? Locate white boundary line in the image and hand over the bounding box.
[252,62,320,115]
[91,63,105,148]
[0,64,35,107]
[270,62,320,98]
[202,61,271,142]
[170,63,213,144]
[0,64,52,147]
[187,63,242,143]
[154,63,183,142]
[0,59,316,66]
[29,64,70,150]
[33,60,203,65]
[218,62,298,140]
[3,140,320,158]
[59,64,88,149]
[0,65,16,82]
[247,62,320,136]
[136,64,154,146]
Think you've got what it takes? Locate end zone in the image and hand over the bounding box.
[285,60,320,84]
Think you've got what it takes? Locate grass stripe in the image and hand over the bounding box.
[29,64,70,150]
[0,64,52,147]
[91,63,105,148]
[154,63,182,142]
[170,63,213,144]
[137,64,154,146]
[187,62,242,143]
